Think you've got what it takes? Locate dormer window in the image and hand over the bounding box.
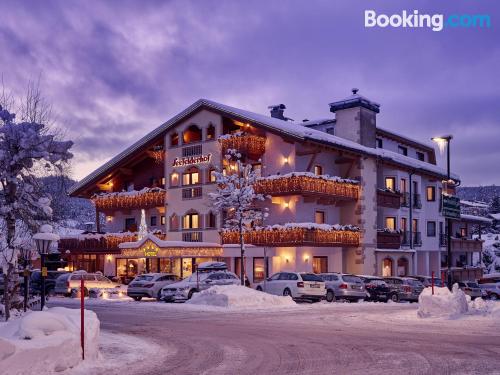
[206,124,215,140]
[416,151,425,161]
[170,132,179,147]
[376,138,383,148]
[398,146,408,156]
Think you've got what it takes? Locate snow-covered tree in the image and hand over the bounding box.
[0,105,73,320]
[490,196,500,214]
[209,149,267,285]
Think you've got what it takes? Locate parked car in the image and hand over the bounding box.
[457,281,482,300]
[127,273,179,301]
[477,274,500,300]
[54,271,120,297]
[383,277,424,302]
[160,262,239,302]
[409,275,446,288]
[30,270,68,296]
[256,272,326,302]
[358,275,390,302]
[319,273,366,302]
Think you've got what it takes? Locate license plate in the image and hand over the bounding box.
[352,285,361,290]
[379,294,386,298]
[310,284,320,288]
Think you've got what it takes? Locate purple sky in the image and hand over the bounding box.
[1,0,499,186]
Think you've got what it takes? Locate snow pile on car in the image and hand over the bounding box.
[417,284,469,318]
[186,285,296,309]
[0,307,100,374]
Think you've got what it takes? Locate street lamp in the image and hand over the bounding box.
[33,225,59,310]
[431,135,453,290]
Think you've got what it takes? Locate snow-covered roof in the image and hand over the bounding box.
[300,118,335,127]
[460,200,489,208]
[70,99,459,195]
[489,213,500,220]
[118,233,221,249]
[460,214,493,224]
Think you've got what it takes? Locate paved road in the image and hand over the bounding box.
[49,299,500,375]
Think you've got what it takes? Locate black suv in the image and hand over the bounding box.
[358,276,390,302]
[30,270,68,295]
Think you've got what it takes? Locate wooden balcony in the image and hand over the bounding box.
[451,238,483,252]
[59,233,167,254]
[219,133,266,159]
[377,231,401,249]
[221,226,360,247]
[377,189,401,209]
[92,188,166,211]
[254,174,359,200]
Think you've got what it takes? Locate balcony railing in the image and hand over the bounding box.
[377,231,401,249]
[254,173,359,200]
[413,232,422,247]
[219,133,266,159]
[377,189,401,209]
[182,231,203,242]
[59,232,167,254]
[440,237,483,252]
[413,194,422,209]
[401,192,410,207]
[221,225,360,247]
[92,187,166,211]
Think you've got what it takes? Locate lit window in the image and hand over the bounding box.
[161,177,166,186]
[385,177,396,191]
[315,211,325,224]
[170,172,179,187]
[400,178,407,193]
[183,168,200,185]
[253,258,266,283]
[161,216,166,225]
[209,169,217,183]
[183,212,199,229]
[314,165,323,176]
[426,186,436,201]
[183,125,202,144]
[385,217,396,231]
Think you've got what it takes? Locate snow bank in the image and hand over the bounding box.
[0,307,100,374]
[186,285,296,309]
[417,285,468,318]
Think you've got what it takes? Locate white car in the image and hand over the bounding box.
[54,271,120,297]
[256,272,326,302]
[160,262,240,302]
[127,273,179,301]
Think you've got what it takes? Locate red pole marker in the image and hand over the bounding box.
[81,278,85,360]
[431,271,435,295]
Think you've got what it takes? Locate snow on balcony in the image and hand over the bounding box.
[254,172,359,200]
[92,187,166,210]
[221,223,360,247]
[218,132,266,158]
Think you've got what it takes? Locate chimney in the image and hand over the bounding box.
[268,104,287,120]
[329,89,380,148]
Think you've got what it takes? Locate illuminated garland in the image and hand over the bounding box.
[59,233,167,253]
[219,133,266,157]
[254,175,359,199]
[92,188,166,210]
[221,227,360,247]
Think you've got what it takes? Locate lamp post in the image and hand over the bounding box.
[431,135,453,290]
[33,225,59,311]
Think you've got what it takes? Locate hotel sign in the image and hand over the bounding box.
[442,194,461,220]
[172,153,212,167]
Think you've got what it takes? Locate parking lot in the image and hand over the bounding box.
[48,297,500,375]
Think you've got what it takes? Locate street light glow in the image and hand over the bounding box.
[431,135,452,155]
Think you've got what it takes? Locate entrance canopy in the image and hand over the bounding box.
[118,233,223,258]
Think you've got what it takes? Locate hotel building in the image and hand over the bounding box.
[61,90,485,283]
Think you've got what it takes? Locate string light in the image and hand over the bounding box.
[221,227,360,246]
[219,133,266,158]
[59,233,167,252]
[254,175,359,200]
[92,188,166,210]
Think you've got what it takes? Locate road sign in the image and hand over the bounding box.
[442,194,461,220]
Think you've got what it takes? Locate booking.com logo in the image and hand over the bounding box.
[365,10,491,31]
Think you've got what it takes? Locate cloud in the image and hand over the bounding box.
[0,0,499,185]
